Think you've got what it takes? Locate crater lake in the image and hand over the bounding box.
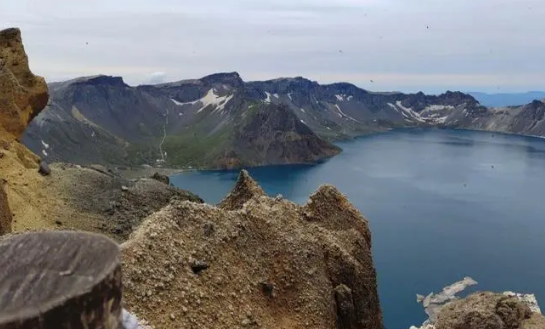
[171,129,545,329]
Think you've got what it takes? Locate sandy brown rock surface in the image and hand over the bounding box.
[436,292,545,329]
[0,27,51,235]
[122,170,383,329]
[0,28,48,138]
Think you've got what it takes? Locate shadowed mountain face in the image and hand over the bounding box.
[23,72,545,168]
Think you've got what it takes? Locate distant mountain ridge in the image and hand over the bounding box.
[469,91,545,107]
[23,72,545,169]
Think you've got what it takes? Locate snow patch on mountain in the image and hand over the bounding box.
[196,89,233,113]
[334,104,359,122]
[395,101,425,123]
[171,89,232,113]
[212,94,234,112]
[264,92,272,103]
[171,98,199,106]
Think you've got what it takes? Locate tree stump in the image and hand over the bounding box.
[0,231,122,329]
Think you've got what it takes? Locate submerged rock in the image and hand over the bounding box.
[418,277,478,324]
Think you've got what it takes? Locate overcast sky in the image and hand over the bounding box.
[1,0,544,93]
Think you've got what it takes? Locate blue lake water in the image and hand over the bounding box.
[170,128,545,329]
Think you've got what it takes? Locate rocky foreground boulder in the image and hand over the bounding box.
[121,170,383,329]
[0,231,122,328]
[435,292,545,329]
[411,278,545,329]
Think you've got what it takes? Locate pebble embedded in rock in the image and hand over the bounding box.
[191,260,209,274]
[38,161,51,176]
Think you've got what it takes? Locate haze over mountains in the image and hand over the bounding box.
[468,91,545,107]
[23,72,545,169]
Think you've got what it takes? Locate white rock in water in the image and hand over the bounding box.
[503,291,542,314]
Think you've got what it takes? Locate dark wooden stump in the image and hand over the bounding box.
[0,231,122,329]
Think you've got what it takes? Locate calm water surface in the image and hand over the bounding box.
[171,129,545,329]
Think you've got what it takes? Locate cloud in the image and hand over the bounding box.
[145,72,168,85]
[1,0,544,92]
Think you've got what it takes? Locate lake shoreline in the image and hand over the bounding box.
[168,127,545,175]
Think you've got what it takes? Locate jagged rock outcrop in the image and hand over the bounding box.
[0,28,49,236]
[121,170,383,329]
[151,172,170,185]
[218,169,266,210]
[0,28,48,138]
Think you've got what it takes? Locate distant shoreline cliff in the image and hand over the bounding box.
[24,71,545,170]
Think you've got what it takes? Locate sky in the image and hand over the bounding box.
[1,0,544,93]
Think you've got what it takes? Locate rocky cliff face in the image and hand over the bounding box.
[0,28,48,138]
[0,28,49,235]
[121,170,383,329]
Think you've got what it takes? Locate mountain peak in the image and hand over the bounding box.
[200,72,243,87]
[49,75,128,91]
[73,75,128,87]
